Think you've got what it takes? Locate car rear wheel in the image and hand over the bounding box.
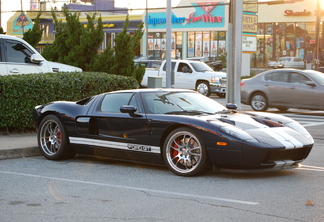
[196,81,211,97]
[38,115,75,160]
[163,127,210,176]
[251,92,268,111]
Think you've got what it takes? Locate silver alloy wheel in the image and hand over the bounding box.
[165,131,202,174]
[39,119,62,156]
[251,94,268,111]
[196,82,210,96]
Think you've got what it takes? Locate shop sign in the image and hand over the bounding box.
[242,35,257,52]
[146,1,228,31]
[242,14,258,33]
[284,10,312,16]
[12,12,33,34]
[243,0,258,13]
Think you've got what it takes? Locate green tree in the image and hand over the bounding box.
[0,27,6,34]
[90,15,145,83]
[42,8,104,71]
[23,12,44,48]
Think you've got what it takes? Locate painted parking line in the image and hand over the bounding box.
[0,170,259,205]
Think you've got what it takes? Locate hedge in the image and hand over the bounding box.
[0,72,139,130]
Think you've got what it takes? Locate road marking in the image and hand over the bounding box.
[281,114,324,127]
[0,170,259,205]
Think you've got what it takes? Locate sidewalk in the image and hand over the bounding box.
[0,133,41,160]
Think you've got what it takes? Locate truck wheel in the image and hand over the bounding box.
[196,81,211,97]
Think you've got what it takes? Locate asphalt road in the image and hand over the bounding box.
[1,97,324,222]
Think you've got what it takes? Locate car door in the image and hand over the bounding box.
[5,39,49,75]
[262,71,291,106]
[288,72,316,109]
[173,62,195,89]
[159,61,176,87]
[91,92,153,157]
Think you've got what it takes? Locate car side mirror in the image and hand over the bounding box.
[305,81,316,87]
[30,54,44,65]
[120,105,140,117]
[226,103,237,110]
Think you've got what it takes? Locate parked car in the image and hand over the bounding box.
[277,57,304,69]
[241,69,324,111]
[33,88,313,176]
[267,60,283,69]
[141,59,226,97]
[0,34,82,75]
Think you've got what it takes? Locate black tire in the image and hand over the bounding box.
[196,81,211,97]
[250,92,268,111]
[163,127,210,176]
[37,115,76,160]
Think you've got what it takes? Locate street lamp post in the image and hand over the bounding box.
[314,0,321,69]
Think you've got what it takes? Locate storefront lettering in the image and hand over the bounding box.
[148,15,185,26]
[147,13,223,26]
[284,9,311,16]
[187,13,222,24]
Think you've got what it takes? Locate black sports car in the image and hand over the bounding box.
[33,89,314,176]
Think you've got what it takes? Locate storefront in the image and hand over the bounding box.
[255,1,324,68]
[142,0,229,61]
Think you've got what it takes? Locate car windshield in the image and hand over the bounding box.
[190,62,213,72]
[141,91,225,114]
[303,70,324,85]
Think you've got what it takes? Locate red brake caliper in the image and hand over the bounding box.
[173,140,180,160]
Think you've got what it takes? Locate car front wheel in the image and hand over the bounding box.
[251,92,268,111]
[38,115,76,160]
[196,81,211,97]
[163,127,210,176]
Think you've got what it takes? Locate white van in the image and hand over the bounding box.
[0,34,82,75]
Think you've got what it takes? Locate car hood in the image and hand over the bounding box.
[204,111,313,146]
[47,61,82,72]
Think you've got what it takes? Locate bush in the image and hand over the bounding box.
[0,72,139,131]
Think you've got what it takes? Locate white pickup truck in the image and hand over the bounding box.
[140,59,226,97]
[0,34,82,75]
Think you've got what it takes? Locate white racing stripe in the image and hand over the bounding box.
[70,137,160,154]
[259,128,303,149]
[0,171,259,205]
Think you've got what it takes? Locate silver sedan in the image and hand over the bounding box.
[241,69,324,111]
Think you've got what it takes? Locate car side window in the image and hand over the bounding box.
[6,40,33,63]
[162,62,176,71]
[264,72,288,83]
[290,73,310,85]
[100,93,134,113]
[177,62,191,73]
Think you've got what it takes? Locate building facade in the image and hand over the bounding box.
[255,0,323,68]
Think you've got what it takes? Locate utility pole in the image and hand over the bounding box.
[165,0,172,88]
[314,0,321,69]
[227,0,243,109]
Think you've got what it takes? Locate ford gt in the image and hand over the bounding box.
[33,89,314,176]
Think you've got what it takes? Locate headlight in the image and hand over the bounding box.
[286,122,314,142]
[219,123,259,143]
[211,77,220,83]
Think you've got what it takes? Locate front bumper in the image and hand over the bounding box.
[210,83,226,94]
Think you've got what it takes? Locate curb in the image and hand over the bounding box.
[0,147,41,160]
